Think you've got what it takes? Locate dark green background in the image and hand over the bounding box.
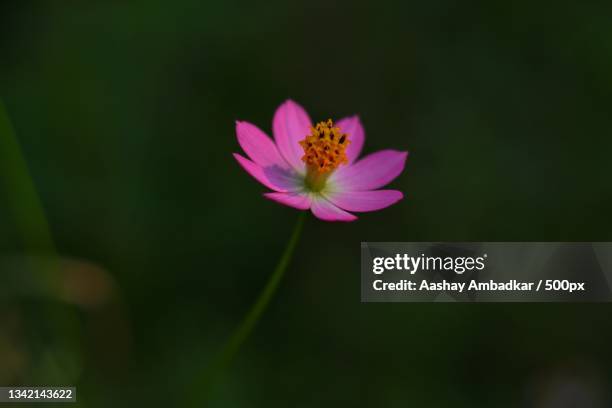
[1,1,611,406]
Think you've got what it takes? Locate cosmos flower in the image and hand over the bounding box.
[233,100,408,221]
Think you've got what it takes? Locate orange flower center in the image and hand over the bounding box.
[299,119,350,174]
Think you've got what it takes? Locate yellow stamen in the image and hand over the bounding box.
[299,119,350,174]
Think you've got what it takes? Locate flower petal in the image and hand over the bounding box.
[236,121,289,168]
[233,153,302,192]
[272,100,312,172]
[329,150,408,191]
[324,190,403,212]
[336,116,365,164]
[310,196,357,222]
[264,192,312,210]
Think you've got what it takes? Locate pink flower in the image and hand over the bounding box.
[233,100,408,222]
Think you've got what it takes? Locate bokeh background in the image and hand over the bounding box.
[1,1,612,407]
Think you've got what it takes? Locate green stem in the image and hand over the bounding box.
[0,100,80,380]
[188,212,306,405]
[0,100,59,293]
